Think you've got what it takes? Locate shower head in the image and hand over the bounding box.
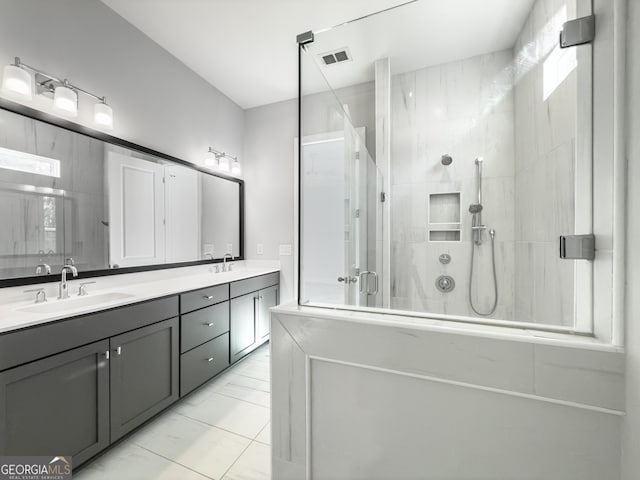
[475,156,484,165]
[441,154,453,166]
[469,203,483,214]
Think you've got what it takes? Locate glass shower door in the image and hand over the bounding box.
[343,121,369,307]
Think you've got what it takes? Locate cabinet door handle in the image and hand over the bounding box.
[105,350,110,360]
[207,357,214,363]
[116,346,122,355]
[205,322,215,327]
[203,295,214,299]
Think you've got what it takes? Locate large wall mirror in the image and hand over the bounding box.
[0,103,243,285]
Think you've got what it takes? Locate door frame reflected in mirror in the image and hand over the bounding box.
[0,98,244,288]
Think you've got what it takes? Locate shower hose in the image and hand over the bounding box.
[469,230,498,316]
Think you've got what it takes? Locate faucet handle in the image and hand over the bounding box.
[78,281,96,296]
[24,287,47,304]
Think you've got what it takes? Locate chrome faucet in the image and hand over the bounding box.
[222,254,233,272]
[58,264,78,299]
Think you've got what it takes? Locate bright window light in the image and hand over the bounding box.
[543,45,577,101]
[0,146,61,178]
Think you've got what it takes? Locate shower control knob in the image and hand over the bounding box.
[435,275,456,293]
[439,254,451,265]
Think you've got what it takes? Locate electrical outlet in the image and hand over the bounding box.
[279,244,292,256]
[257,243,264,255]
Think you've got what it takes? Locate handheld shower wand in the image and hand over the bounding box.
[468,156,498,316]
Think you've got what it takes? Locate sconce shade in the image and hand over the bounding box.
[231,159,241,175]
[2,64,33,99]
[218,155,230,172]
[53,85,78,116]
[94,102,113,129]
[204,149,217,168]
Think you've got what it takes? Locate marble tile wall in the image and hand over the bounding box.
[513,0,576,326]
[390,49,516,320]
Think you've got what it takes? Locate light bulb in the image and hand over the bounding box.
[53,85,77,116]
[218,155,230,172]
[204,149,217,168]
[94,101,113,129]
[231,159,241,175]
[1,64,33,99]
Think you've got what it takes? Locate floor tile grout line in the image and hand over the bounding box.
[214,390,271,408]
[233,371,271,382]
[174,411,269,443]
[254,421,271,445]
[133,443,216,480]
[218,439,255,480]
[151,409,257,443]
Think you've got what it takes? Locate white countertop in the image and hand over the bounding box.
[0,261,279,334]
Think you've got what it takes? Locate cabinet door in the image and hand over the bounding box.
[0,340,110,466]
[110,317,179,441]
[230,292,257,364]
[258,284,278,341]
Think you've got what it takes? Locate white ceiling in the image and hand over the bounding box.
[101,0,535,110]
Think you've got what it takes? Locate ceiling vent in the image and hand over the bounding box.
[320,48,352,66]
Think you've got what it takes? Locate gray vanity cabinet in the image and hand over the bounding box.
[258,284,278,341]
[230,273,279,364]
[179,285,231,397]
[230,292,258,364]
[0,340,110,466]
[110,317,179,442]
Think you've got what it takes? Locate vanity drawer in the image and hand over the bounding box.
[180,332,229,396]
[230,272,280,298]
[181,301,229,353]
[180,284,229,314]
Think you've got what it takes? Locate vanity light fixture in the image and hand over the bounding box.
[53,81,78,116]
[1,60,33,99]
[0,57,114,129]
[204,147,241,175]
[218,154,230,172]
[231,158,241,175]
[204,147,219,168]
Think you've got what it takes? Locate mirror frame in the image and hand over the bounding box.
[0,98,245,288]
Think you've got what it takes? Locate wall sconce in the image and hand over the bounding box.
[1,57,114,129]
[204,147,241,175]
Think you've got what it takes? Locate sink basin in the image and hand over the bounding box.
[18,292,135,314]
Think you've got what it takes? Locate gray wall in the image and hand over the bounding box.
[623,0,640,477]
[0,0,244,167]
[244,99,297,303]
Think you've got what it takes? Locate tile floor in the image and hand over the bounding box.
[75,343,271,480]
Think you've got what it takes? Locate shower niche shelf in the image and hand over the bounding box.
[428,192,461,242]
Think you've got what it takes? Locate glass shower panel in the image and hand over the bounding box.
[299,43,383,308]
[299,0,593,332]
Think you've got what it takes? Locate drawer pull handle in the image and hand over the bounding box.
[207,357,214,362]
[205,322,215,327]
[203,295,214,299]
